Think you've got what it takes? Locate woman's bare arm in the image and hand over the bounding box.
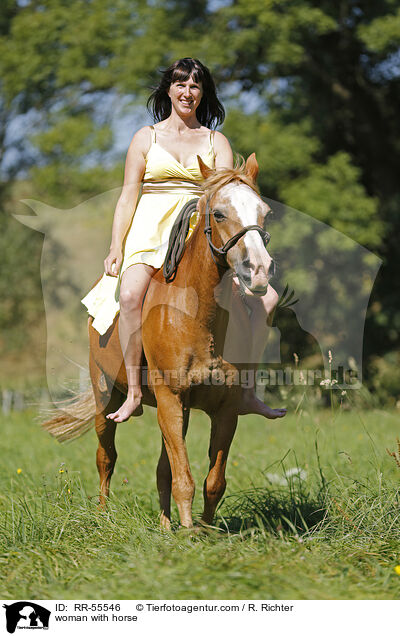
[214,131,234,169]
[104,127,150,277]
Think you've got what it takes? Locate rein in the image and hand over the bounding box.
[163,198,200,282]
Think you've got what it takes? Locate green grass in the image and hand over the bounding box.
[1,403,400,599]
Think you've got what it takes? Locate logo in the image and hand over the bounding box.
[3,602,50,633]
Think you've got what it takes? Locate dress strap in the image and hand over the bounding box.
[150,125,156,143]
[210,129,215,150]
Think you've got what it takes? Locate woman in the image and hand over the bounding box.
[82,58,286,422]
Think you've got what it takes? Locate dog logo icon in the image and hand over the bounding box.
[3,602,50,633]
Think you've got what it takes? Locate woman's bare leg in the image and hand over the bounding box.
[107,263,157,423]
[237,283,287,419]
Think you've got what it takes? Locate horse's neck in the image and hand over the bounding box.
[183,213,232,344]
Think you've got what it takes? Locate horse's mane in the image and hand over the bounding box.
[202,155,259,199]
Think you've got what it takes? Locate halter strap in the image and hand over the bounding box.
[150,125,156,143]
[203,198,270,268]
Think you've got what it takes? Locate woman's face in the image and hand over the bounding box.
[168,74,203,117]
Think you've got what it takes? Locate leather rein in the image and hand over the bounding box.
[203,197,271,268]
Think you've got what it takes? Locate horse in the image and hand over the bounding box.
[42,154,276,529]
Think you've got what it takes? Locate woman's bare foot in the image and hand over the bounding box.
[106,389,143,422]
[239,388,287,419]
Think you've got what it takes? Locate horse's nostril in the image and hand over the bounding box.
[243,259,251,270]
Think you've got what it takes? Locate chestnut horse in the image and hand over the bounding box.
[43,154,276,529]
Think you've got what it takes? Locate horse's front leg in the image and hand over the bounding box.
[156,439,172,530]
[155,385,194,528]
[202,401,239,525]
[156,401,190,530]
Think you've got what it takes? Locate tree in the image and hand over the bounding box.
[0,0,210,375]
[1,0,399,386]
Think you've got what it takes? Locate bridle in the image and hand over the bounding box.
[203,197,271,268]
[163,196,272,283]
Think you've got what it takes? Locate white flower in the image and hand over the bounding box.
[266,467,307,486]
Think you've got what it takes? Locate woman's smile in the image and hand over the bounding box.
[168,76,203,114]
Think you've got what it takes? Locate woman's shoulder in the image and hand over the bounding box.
[193,126,230,147]
[198,125,225,139]
[132,125,154,143]
[127,126,153,157]
[212,130,233,168]
[212,130,232,151]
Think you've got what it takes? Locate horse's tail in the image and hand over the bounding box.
[40,388,96,443]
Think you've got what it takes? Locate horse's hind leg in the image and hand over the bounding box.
[95,406,119,508]
[202,404,238,525]
[90,354,123,507]
[156,402,189,530]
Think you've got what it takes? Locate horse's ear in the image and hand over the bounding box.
[197,156,213,180]
[13,199,60,233]
[13,214,44,232]
[245,153,259,183]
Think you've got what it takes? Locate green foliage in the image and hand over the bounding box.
[358,7,400,53]
[368,351,400,407]
[219,1,337,70]
[29,163,123,207]
[0,0,399,387]
[224,110,321,193]
[33,114,112,157]
[0,215,43,349]
[281,152,382,248]
[225,112,383,248]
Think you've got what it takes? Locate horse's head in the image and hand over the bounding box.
[198,154,274,295]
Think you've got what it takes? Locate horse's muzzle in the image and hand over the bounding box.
[235,255,275,294]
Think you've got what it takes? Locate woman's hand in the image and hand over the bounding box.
[104,247,123,277]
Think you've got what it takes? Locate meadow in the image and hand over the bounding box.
[1,401,400,600]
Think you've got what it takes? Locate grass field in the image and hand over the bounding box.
[1,402,400,600]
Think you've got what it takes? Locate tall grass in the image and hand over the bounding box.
[1,405,400,599]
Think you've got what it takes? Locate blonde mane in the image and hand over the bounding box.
[203,156,259,199]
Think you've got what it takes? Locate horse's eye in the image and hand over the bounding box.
[213,210,226,222]
[263,231,271,246]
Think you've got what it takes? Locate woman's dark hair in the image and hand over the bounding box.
[147,58,225,129]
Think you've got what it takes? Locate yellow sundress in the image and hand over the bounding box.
[81,126,215,335]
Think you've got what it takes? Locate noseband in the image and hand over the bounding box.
[203,198,271,268]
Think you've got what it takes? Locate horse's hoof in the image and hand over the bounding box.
[160,513,171,531]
